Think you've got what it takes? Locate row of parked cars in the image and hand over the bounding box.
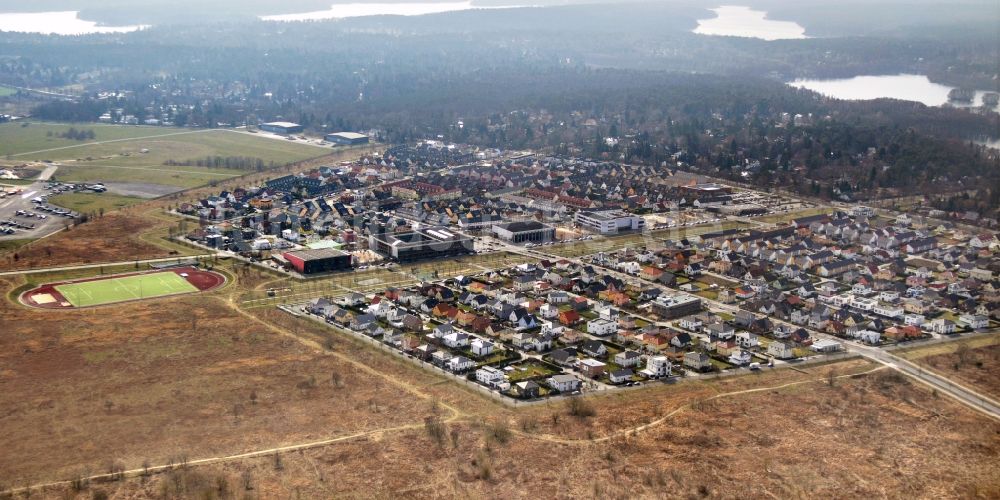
[29,200,76,218]
[1,219,33,234]
[524,235,594,248]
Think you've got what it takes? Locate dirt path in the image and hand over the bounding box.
[1,361,887,496]
[218,292,466,420]
[516,365,888,445]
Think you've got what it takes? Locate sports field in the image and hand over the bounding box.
[55,272,198,307]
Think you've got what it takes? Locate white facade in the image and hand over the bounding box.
[728,350,752,366]
[471,338,494,356]
[872,303,904,319]
[447,356,475,372]
[546,374,581,393]
[587,319,617,337]
[640,356,672,378]
[476,366,505,386]
[767,341,795,359]
[614,351,642,368]
[574,210,645,234]
[958,314,988,329]
[735,331,759,348]
[926,318,956,334]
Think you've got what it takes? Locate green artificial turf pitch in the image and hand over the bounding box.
[55,272,198,307]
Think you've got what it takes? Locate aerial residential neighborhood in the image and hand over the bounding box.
[1,1,998,498]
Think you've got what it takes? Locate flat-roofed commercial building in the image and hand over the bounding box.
[368,227,473,262]
[260,122,304,135]
[574,210,645,234]
[680,183,733,197]
[491,221,556,244]
[650,294,703,319]
[282,248,353,274]
[324,132,369,145]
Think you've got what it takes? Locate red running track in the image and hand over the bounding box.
[19,266,226,310]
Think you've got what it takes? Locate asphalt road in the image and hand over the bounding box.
[0,254,213,276]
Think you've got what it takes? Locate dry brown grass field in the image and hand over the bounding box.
[0,269,447,489]
[10,355,997,499]
[0,212,172,270]
[902,336,1000,400]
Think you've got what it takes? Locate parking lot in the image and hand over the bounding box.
[0,180,80,241]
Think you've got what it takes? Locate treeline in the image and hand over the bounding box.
[164,156,273,171]
[47,127,96,141]
[31,99,105,122]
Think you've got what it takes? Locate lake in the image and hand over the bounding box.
[788,74,1000,111]
[693,5,807,41]
[0,11,147,35]
[260,1,521,22]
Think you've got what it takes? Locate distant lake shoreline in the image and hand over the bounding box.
[260,1,526,22]
[788,74,1000,111]
[0,10,146,35]
[0,3,528,33]
[693,5,807,41]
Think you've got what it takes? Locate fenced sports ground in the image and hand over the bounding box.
[20,267,225,309]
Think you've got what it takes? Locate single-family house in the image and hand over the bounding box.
[546,374,581,393]
[925,318,956,335]
[581,340,608,358]
[539,303,560,319]
[471,338,495,356]
[587,318,617,337]
[767,341,795,359]
[683,352,712,371]
[958,314,988,329]
[476,366,506,387]
[641,356,672,378]
[609,369,634,384]
[615,350,642,368]
[442,331,470,348]
[512,380,540,398]
[735,331,759,348]
[578,358,607,378]
[447,356,476,372]
[728,349,752,366]
[559,309,581,326]
[549,348,578,367]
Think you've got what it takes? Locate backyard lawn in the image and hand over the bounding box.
[506,360,560,382]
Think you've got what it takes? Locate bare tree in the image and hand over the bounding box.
[566,397,596,418]
[424,415,447,447]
